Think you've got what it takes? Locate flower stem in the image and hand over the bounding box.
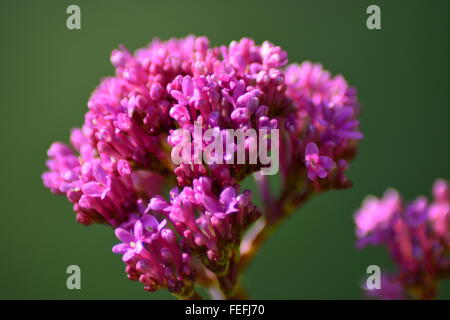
[238,187,313,272]
[226,282,250,300]
[239,218,271,272]
[217,248,240,296]
[174,289,204,300]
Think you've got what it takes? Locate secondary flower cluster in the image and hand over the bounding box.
[43,35,362,298]
[355,179,450,299]
[283,62,362,191]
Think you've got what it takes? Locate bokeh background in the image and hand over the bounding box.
[1,0,449,299]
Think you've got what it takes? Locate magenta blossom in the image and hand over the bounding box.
[113,215,167,262]
[112,214,194,294]
[304,142,335,180]
[147,177,260,272]
[43,35,363,299]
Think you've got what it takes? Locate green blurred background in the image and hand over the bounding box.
[1,0,449,299]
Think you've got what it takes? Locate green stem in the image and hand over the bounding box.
[239,188,313,272]
[217,248,240,297]
[174,289,204,300]
[226,282,250,300]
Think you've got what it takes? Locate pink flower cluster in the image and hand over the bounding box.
[43,36,361,298]
[355,179,450,299]
[283,62,362,191]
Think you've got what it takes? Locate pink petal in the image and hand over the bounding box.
[82,182,104,197]
[319,156,334,170]
[112,243,129,254]
[122,250,134,262]
[307,169,317,181]
[305,143,319,160]
[146,196,169,212]
[219,187,236,205]
[92,161,108,185]
[157,219,167,232]
[115,228,134,243]
[135,241,145,255]
[182,76,194,96]
[203,195,221,212]
[134,220,143,239]
[317,168,328,179]
[170,90,185,102]
[141,214,159,230]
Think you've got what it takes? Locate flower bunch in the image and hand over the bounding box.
[43,35,362,299]
[355,179,450,299]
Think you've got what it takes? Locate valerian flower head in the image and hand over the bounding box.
[42,35,362,298]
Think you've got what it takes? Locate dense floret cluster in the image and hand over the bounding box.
[43,36,361,298]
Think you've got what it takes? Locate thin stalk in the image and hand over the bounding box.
[238,187,313,272]
[174,289,204,300]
